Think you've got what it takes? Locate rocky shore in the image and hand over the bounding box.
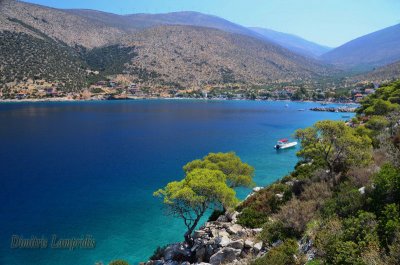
[142,211,265,265]
[142,187,316,265]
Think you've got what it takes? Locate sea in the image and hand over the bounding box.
[0,99,354,265]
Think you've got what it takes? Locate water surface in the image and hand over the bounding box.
[0,100,353,264]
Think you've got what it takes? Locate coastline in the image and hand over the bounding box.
[0,96,358,105]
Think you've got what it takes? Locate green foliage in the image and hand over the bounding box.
[251,239,298,265]
[357,80,400,115]
[378,204,400,247]
[295,120,372,174]
[260,221,295,244]
[236,207,268,228]
[0,31,88,92]
[154,167,238,243]
[371,164,400,206]
[183,152,255,189]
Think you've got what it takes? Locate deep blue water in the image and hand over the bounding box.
[0,100,353,265]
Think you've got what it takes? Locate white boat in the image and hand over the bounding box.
[274,139,298,149]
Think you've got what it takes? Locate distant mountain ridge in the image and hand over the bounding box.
[0,0,334,92]
[249,27,332,58]
[321,23,400,71]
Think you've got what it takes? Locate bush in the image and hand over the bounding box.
[260,220,296,244]
[237,207,268,228]
[251,239,299,265]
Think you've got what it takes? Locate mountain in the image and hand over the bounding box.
[249,27,332,58]
[124,25,331,87]
[321,23,400,71]
[0,0,334,93]
[351,60,400,83]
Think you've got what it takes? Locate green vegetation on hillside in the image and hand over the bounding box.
[0,31,88,92]
[237,79,400,264]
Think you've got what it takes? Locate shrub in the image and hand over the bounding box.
[251,239,298,265]
[237,207,268,228]
[260,220,296,244]
[273,198,317,236]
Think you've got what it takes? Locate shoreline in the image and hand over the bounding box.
[0,97,359,105]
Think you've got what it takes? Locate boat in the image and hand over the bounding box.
[297,109,305,111]
[274,139,298,149]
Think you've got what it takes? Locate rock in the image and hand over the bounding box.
[225,211,239,222]
[244,240,254,248]
[209,247,241,265]
[252,228,262,234]
[193,230,207,239]
[212,229,230,238]
[227,240,244,250]
[253,242,263,253]
[164,243,192,262]
[227,224,243,235]
[215,235,230,247]
[275,193,284,199]
[216,215,229,222]
[253,186,263,192]
[359,186,366,194]
[195,246,206,262]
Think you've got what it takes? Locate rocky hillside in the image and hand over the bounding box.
[351,60,400,83]
[321,23,400,71]
[0,0,335,91]
[0,0,129,48]
[125,25,332,87]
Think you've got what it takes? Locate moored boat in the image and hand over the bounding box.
[274,139,298,149]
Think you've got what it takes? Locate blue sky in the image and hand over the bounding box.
[24,0,400,47]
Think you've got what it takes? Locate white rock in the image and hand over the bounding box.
[227,239,244,250]
[193,230,206,238]
[253,242,263,252]
[209,247,241,265]
[253,186,263,192]
[358,186,366,194]
[216,235,231,247]
[227,224,243,235]
[244,240,254,248]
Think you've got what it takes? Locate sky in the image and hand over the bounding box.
[23,0,400,47]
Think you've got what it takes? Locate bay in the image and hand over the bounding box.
[0,100,353,265]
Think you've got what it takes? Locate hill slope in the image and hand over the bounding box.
[351,60,400,83]
[125,25,331,87]
[0,0,334,92]
[250,27,332,58]
[321,23,400,71]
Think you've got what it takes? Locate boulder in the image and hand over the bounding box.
[216,215,229,222]
[225,211,239,223]
[193,230,207,239]
[227,240,244,250]
[215,235,230,247]
[164,243,192,262]
[209,247,241,265]
[227,224,243,235]
[253,242,263,253]
[253,187,263,192]
[244,240,254,248]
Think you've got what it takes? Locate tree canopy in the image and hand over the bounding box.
[183,152,255,189]
[295,120,372,174]
[154,167,238,244]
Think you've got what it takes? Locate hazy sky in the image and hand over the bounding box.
[24,0,400,47]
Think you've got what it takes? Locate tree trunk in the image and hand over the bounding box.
[183,212,203,246]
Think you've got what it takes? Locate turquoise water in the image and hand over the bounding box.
[0,100,353,265]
